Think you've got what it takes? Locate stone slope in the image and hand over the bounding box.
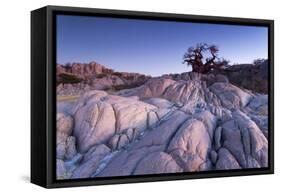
[56,72,268,179]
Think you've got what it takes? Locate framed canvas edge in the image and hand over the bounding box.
[39,5,274,188]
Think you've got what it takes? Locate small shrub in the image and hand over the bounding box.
[57,72,83,85]
[125,75,135,80]
[112,72,123,77]
[96,73,107,79]
[111,82,143,91]
[111,84,130,91]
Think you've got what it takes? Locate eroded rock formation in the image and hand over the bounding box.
[56,72,268,179]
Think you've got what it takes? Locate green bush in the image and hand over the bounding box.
[112,72,123,77]
[96,73,107,79]
[111,82,143,91]
[57,72,83,85]
[111,84,130,91]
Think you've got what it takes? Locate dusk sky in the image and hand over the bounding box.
[57,15,268,76]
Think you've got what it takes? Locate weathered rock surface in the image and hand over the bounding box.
[56,71,268,179]
[57,113,73,135]
[167,119,213,171]
[56,113,77,160]
[133,151,183,175]
[119,73,253,112]
[71,144,111,178]
[216,148,241,170]
[72,91,162,153]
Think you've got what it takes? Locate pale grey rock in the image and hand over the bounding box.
[56,159,68,179]
[132,111,188,149]
[167,119,212,171]
[56,133,77,160]
[232,110,268,167]
[133,152,183,175]
[74,101,116,153]
[56,141,66,160]
[246,95,268,135]
[155,108,172,119]
[57,101,75,115]
[221,119,247,167]
[97,111,188,177]
[71,90,108,114]
[117,134,130,149]
[137,78,176,98]
[216,148,241,170]
[111,98,156,134]
[247,94,268,112]
[120,78,176,98]
[194,110,217,138]
[214,127,222,150]
[71,144,110,178]
[147,111,159,128]
[210,150,218,164]
[250,115,268,138]
[57,113,73,135]
[125,128,137,142]
[64,153,83,171]
[144,98,174,109]
[97,145,164,177]
[209,82,252,109]
[82,144,111,163]
[108,133,130,150]
[56,132,67,159]
[162,81,207,105]
[65,136,77,160]
[107,135,120,150]
[220,110,268,168]
[73,90,160,153]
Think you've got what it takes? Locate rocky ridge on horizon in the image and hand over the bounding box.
[57,60,269,96]
[57,61,151,96]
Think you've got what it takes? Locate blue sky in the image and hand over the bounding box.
[57,15,268,76]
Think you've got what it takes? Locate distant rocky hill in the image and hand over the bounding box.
[57,61,151,95]
[56,71,268,179]
[211,60,268,93]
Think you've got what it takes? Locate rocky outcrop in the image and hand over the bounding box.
[118,73,252,111]
[56,71,268,179]
[57,61,113,78]
[214,60,268,93]
[71,144,111,178]
[57,61,151,95]
[163,61,268,93]
[56,113,77,160]
[72,91,161,153]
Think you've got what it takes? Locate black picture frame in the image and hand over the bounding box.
[31,5,274,188]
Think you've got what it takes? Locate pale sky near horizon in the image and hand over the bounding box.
[57,15,268,76]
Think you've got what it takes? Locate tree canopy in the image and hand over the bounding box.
[183,43,229,74]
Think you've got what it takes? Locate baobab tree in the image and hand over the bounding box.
[183,43,229,74]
